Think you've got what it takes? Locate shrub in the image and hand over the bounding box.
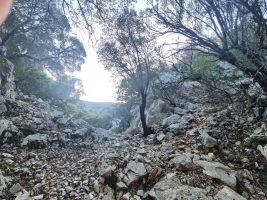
[187,54,245,103]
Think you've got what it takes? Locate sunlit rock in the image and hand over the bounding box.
[215,186,247,200]
[21,133,48,149]
[194,160,236,188]
[147,176,211,200]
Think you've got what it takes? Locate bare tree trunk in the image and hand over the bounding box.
[139,92,149,137]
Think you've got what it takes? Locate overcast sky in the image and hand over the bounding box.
[73,47,117,102]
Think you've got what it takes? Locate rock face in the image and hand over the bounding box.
[0,119,20,147]
[0,56,15,100]
[146,99,173,127]
[195,160,237,188]
[147,176,211,200]
[0,88,100,149]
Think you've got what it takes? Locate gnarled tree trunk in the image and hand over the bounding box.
[139,92,149,137]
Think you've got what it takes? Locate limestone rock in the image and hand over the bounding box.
[156,134,165,142]
[165,132,174,141]
[93,180,100,194]
[32,194,44,200]
[244,127,267,146]
[214,186,247,200]
[122,192,130,200]
[174,107,185,115]
[125,161,147,177]
[102,186,114,200]
[161,143,173,154]
[147,176,211,200]
[146,99,173,126]
[1,153,14,158]
[168,123,187,134]
[0,102,7,114]
[162,114,181,127]
[200,132,217,148]
[71,128,88,138]
[65,186,74,193]
[51,110,64,119]
[116,182,128,190]
[14,190,31,200]
[0,172,9,196]
[257,144,267,160]
[9,183,23,194]
[123,161,147,186]
[247,83,262,98]
[99,165,116,179]
[194,160,236,188]
[169,153,196,170]
[21,133,48,149]
[56,117,69,125]
[0,119,20,147]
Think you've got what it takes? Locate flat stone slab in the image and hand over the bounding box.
[214,186,247,200]
[194,160,236,188]
[147,176,212,200]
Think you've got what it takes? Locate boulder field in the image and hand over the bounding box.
[0,90,266,200]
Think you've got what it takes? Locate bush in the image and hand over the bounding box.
[14,59,82,100]
[187,55,218,80]
[187,54,245,103]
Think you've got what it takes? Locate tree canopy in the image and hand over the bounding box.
[150,0,267,92]
[0,0,87,99]
[98,8,158,136]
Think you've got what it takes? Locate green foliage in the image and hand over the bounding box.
[14,59,83,100]
[58,100,134,131]
[188,54,242,82]
[116,77,138,102]
[187,54,245,102]
[0,0,87,100]
[98,9,157,99]
[58,101,116,129]
[187,55,218,80]
[151,0,267,93]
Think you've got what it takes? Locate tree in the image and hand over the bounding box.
[58,0,138,36]
[14,58,84,100]
[150,0,267,96]
[98,9,157,137]
[0,0,86,76]
[0,0,87,99]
